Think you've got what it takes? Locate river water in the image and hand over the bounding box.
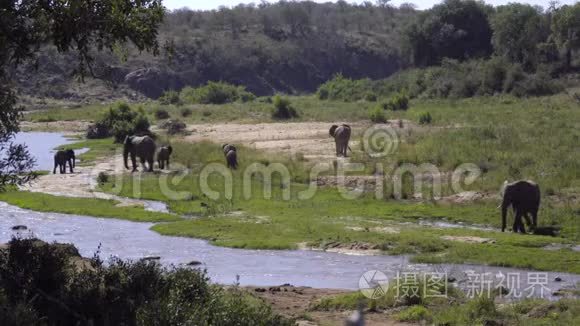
[0,132,578,298]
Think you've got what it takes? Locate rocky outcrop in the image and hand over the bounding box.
[124,68,182,98]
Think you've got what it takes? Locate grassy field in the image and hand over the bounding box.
[313,286,580,325]
[20,93,580,273]
[0,190,180,222]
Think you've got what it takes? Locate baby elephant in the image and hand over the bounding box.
[157,146,173,169]
[53,149,75,174]
[222,144,238,169]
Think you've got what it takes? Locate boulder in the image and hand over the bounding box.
[124,68,182,98]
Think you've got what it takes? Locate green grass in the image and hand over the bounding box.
[313,289,580,325]
[20,94,580,273]
[0,190,180,222]
[57,137,119,165]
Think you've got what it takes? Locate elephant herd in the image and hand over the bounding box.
[53,126,542,235]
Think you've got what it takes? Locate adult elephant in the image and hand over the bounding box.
[53,149,75,174]
[501,180,540,233]
[329,124,351,157]
[157,146,173,169]
[123,135,156,172]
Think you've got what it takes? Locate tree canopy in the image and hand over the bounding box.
[0,0,164,189]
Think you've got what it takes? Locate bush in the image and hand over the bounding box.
[158,90,181,105]
[364,92,377,102]
[396,305,431,322]
[272,95,298,119]
[86,120,111,139]
[180,107,192,117]
[385,91,410,111]
[86,102,151,143]
[418,111,432,124]
[154,108,170,119]
[0,238,290,325]
[160,119,187,135]
[369,106,387,123]
[180,82,255,104]
[97,172,109,185]
[316,74,374,101]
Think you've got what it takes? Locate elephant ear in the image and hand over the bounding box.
[329,125,338,137]
[124,135,132,145]
[167,146,173,155]
[342,124,351,130]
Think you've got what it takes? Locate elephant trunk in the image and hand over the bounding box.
[501,200,509,232]
[123,148,130,170]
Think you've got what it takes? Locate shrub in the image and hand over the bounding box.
[180,107,193,117]
[418,111,432,125]
[272,95,298,119]
[154,108,170,119]
[316,74,373,101]
[86,102,151,143]
[158,90,181,105]
[180,82,255,104]
[86,120,111,139]
[396,305,431,322]
[160,119,187,135]
[364,93,377,102]
[97,172,109,185]
[369,105,387,123]
[0,238,290,325]
[386,91,410,110]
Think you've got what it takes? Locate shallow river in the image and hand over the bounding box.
[0,133,578,298]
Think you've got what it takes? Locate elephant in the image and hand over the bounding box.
[329,124,351,157]
[157,146,173,169]
[222,143,237,156]
[500,180,540,233]
[226,150,238,170]
[123,135,156,172]
[53,149,75,174]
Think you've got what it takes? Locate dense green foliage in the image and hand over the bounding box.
[87,102,151,143]
[180,82,255,104]
[318,58,564,100]
[0,0,164,190]
[271,95,298,119]
[0,238,289,325]
[403,0,493,66]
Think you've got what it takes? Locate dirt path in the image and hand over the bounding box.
[184,121,373,161]
[246,285,413,326]
[20,155,164,210]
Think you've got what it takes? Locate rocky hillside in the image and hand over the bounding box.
[13,2,414,107]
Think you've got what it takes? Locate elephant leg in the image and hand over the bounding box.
[53,160,58,174]
[131,153,138,172]
[515,210,526,233]
[148,158,154,172]
[166,159,170,169]
[335,142,340,157]
[523,212,532,229]
[69,159,74,173]
[158,160,163,169]
[531,210,538,230]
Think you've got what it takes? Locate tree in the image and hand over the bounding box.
[0,0,164,190]
[551,3,580,69]
[490,4,550,68]
[403,0,493,66]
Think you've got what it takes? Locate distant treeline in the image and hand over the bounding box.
[14,0,580,100]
